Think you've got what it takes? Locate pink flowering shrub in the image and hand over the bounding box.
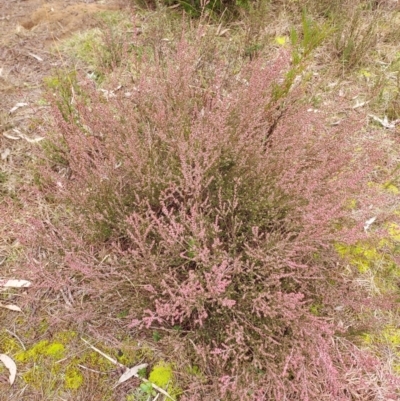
[33,29,398,400]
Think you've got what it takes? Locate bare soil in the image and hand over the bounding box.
[0,0,123,121]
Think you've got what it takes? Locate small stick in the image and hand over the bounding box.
[80,337,124,368]
[77,364,107,375]
[81,338,176,401]
[6,329,26,350]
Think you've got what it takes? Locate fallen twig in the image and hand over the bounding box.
[80,337,176,401]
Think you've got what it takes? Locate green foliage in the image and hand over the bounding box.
[44,70,84,123]
[139,381,157,397]
[309,302,323,316]
[385,66,400,120]
[333,8,378,70]
[291,11,331,65]
[166,0,226,17]
[244,42,263,59]
[152,330,162,342]
[60,29,102,65]
[0,170,9,198]
[55,10,134,80]
[0,171,7,185]
[272,11,330,102]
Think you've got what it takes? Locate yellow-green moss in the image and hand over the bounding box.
[53,330,77,343]
[384,183,399,195]
[361,332,373,345]
[15,340,65,362]
[116,349,136,366]
[44,342,65,358]
[393,363,400,375]
[345,198,358,210]
[381,326,400,346]
[149,361,182,398]
[22,366,48,388]
[149,361,173,388]
[15,340,47,362]
[3,326,175,398]
[335,235,400,294]
[38,319,50,335]
[309,303,323,316]
[80,351,114,371]
[0,334,22,353]
[388,223,400,242]
[21,366,59,392]
[14,332,120,395]
[136,344,155,361]
[361,325,400,349]
[359,68,372,78]
[335,242,381,273]
[65,366,84,390]
[275,36,288,46]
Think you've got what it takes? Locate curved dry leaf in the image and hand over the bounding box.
[2,132,21,140]
[20,134,45,143]
[0,279,31,288]
[0,354,17,385]
[9,102,28,114]
[2,129,44,143]
[0,303,22,312]
[117,363,148,384]
[368,114,398,129]
[27,52,43,62]
[364,216,377,232]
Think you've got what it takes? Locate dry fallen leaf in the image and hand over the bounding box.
[1,148,11,160]
[0,303,22,312]
[117,363,148,384]
[0,354,17,385]
[27,52,43,62]
[20,134,45,143]
[369,114,400,129]
[364,216,377,232]
[352,100,369,109]
[2,132,21,140]
[0,279,31,288]
[12,129,45,143]
[9,103,28,114]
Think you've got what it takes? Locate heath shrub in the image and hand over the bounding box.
[32,26,398,400]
